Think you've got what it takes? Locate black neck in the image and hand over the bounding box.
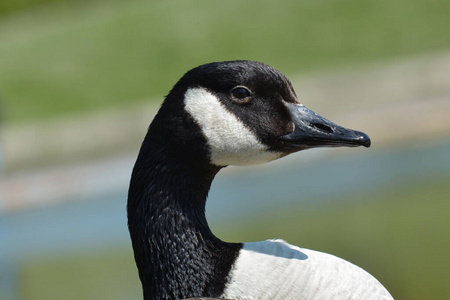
[127,130,241,300]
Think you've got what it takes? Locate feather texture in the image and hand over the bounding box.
[222,240,392,300]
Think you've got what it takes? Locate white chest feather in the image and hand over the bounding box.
[222,240,393,300]
[184,88,282,166]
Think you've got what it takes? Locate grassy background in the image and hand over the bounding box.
[0,0,62,15]
[2,1,450,299]
[20,177,450,300]
[1,0,450,123]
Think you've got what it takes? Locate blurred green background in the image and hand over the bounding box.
[1,0,449,299]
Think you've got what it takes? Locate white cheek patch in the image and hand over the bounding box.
[184,87,282,166]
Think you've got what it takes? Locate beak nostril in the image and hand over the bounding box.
[313,123,333,133]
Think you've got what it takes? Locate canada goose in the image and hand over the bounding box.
[127,60,393,300]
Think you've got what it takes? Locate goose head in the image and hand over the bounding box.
[129,60,376,300]
[148,60,370,169]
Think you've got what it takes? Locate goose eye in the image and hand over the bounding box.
[231,87,252,102]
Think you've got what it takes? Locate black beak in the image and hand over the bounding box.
[280,103,371,150]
